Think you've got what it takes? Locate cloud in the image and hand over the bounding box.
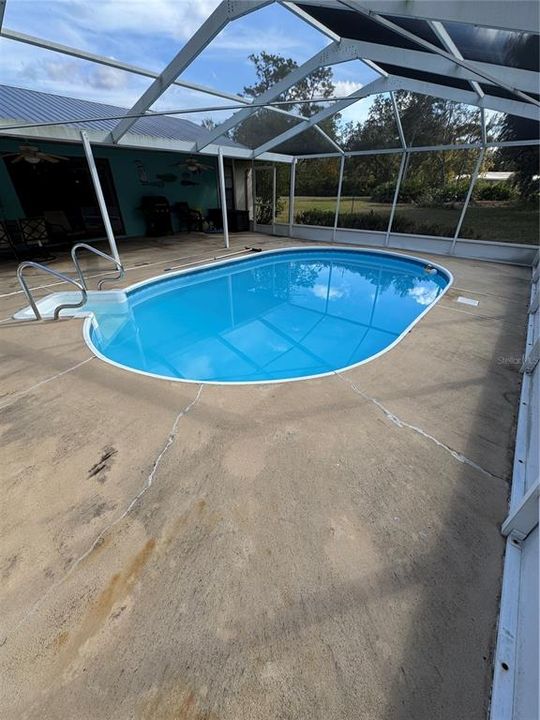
[211,27,314,54]
[338,96,376,127]
[0,0,328,112]
[88,66,128,91]
[5,0,222,44]
[311,284,345,300]
[408,284,439,306]
[0,37,151,107]
[333,80,362,98]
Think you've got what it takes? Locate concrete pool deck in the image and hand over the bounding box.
[0,233,532,719]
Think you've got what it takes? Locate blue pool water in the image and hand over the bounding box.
[86,248,451,383]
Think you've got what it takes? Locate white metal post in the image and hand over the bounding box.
[480,107,487,146]
[272,164,277,231]
[218,147,229,249]
[391,91,406,149]
[385,152,407,246]
[451,147,485,254]
[252,159,257,229]
[333,154,345,242]
[80,130,120,264]
[288,158,297,237]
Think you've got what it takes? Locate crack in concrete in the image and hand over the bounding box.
[1,383,204,645]
[0,357,95,410]
[336,373,506,483]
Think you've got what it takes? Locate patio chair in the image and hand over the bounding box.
[0,220,20,260]
[43,210,87,245]
[18,217,55,260]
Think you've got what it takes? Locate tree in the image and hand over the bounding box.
[494,115,540,200]
[236,52,339,221]
[232,52,339,150]
[340,92,482,195]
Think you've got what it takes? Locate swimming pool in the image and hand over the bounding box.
[85,247,452,384]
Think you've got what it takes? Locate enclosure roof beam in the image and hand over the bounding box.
[391,76,540,120]
[1,27,329,132]
[302,0,539,33]
[281,1,387,78]
[289,136,540,160]
[282,2,538,92]
[0,27,256,107]
[195,39,360,151]
[427,20,484,98]
[390,91,406,149]
[109,0,271,144]
[327,39,540,95]
[281,0,340,41]
[252,75,389,156]
[4,28,332,148]
[0,1,6,32]
[338,1,540,107]
[314,124,344,153]
[253,67,538,157]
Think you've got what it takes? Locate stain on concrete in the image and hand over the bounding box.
[56,538,156,669]
[138,681,218,720]
[1,554,18,580]
[53,630,70,652]
[88,445,117,483]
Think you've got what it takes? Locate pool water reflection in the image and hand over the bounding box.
[87,248,450,383]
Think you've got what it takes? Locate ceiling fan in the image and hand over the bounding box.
[172,156,214,175]
[1,144,68,165]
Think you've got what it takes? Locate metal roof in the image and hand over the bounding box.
[0,84,242,148]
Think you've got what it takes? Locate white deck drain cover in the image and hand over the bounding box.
[456,296,479,307]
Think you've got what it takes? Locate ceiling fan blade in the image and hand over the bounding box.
[46,153,68,161]
[37,153,63,162]
[11,156,24,164]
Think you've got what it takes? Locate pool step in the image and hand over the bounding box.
[13,290,127,321]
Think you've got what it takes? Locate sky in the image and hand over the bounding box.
[0,0,379,133]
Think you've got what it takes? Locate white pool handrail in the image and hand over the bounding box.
[16,261,87,320]
[71,242,124,290]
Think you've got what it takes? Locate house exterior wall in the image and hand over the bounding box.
[0,137,220,238]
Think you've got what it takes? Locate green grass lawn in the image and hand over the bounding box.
[276,196,539,244]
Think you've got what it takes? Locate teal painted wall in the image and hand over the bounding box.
[0,140,24,220]
[0,137,220,237]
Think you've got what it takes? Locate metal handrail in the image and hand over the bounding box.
[17,261,87,320]
[71,243,124,290]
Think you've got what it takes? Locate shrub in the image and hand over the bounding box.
[294,208,458,238]
[370,179,426,204]
[295,209,393,231]
[338,211,390,231]
[295,209,335,227]
[474,181,516,201]
[256,196,285,224]
[370,181,396,203]
[416,180,471,207]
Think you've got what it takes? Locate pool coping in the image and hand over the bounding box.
[82,245,454,385]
